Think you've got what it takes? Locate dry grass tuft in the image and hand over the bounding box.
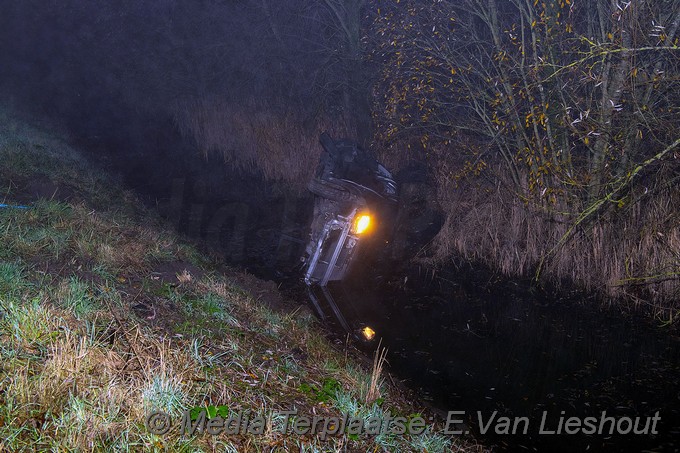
[175,269,192,284]
[365,343,388,405]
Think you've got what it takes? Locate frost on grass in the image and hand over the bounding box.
[142,372,187,417]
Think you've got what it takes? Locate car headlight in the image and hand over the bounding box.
[353,214,371,234]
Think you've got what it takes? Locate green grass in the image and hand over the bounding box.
[0,261,27,295]
[58,276,97,317]
[409,428,453,453]
[1,296,54,351]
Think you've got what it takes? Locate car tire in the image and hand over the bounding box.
[307,178,360,203]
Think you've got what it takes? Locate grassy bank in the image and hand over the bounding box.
[0,113,481,451]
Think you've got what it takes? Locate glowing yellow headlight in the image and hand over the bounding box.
[354,214,371,234]
[361,326,376,341]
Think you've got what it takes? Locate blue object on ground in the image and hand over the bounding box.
[0,204,29,209]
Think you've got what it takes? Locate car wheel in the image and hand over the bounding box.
[307,178,360,203]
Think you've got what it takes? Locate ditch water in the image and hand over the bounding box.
[303,268,680,452]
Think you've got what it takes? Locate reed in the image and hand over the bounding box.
[172,98,356,190]
[431,162,680,318]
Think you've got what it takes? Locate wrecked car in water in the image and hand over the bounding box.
[301,133,398,286]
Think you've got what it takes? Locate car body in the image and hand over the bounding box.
[302,133,398,286]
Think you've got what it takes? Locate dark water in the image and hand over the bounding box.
[305,269,680,452]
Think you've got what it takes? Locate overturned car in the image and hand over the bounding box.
[302,133,398,286]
